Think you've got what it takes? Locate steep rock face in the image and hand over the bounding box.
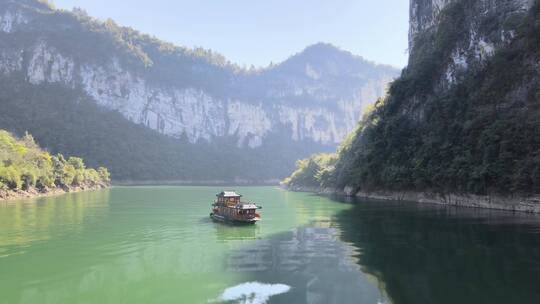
[285,0,540,201]
[409,0,532,52]
[409,0,533,87]
[0,1,398,149]
[0,4,28,32]
[335,0,540,195]
[28,40,75,85]
[78,57,229,142]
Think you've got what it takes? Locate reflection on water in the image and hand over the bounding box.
[335,199,540,304]
[0,187,244,304]
[225,219,390,304]
[0,189,110,257]
[3,187,540,304]
[213,221,261,242]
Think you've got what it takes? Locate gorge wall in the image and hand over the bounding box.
[284,0,540,211]
[0,0,396,148]
[409,0,533,88]
[0,0,398,181]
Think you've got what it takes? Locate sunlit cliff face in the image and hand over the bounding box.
[0,3,397,149]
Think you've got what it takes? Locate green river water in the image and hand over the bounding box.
[1,186,540,304]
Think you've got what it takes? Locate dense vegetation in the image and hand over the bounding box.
[282,153,337,189]
[285,1,540,196]
[0,78,330,181]
[0,129,109,194]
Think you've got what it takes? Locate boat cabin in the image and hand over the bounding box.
[216,191,242,206]
[211,190,261,223]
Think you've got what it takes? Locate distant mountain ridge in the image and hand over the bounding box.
[0,0,398,181]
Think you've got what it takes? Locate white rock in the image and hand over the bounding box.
[0,9,28,33]
[227,101,271,148]
[28,41,75,85]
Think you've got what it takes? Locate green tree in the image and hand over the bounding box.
[97,167,111,183]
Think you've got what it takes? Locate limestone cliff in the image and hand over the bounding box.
[0,0,397,149]
[284,0,540,209]
[0,0,399,181]
[409,0,533,88]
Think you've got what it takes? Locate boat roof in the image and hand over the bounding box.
[238,203,258,209]
[217,190,242,198]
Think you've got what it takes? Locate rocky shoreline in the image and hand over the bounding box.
[286,186,540,213]
[0,183,109,202]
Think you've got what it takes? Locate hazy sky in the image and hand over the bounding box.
[52,0,410,68]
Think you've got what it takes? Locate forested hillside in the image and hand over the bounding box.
[0,0,397,182]
[284,0,540,199]
[0,129,109,199]
[0,77,328,181]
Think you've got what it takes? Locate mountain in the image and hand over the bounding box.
[0,0,398,181]
[284,0,540,210]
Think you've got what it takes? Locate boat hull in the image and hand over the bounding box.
[210,213,259,225]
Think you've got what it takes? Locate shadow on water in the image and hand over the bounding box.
[334,198,540,304]
[219,196,540,304]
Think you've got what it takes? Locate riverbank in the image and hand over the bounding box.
[0,183,109,201]
[285,185,540,213]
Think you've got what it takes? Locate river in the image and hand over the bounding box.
[1,186,540,304]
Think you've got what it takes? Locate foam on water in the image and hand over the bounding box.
[219,282,291,304]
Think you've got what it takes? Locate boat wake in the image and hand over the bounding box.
[217,281,291,304]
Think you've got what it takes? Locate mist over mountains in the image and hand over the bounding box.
[0,0,398,181]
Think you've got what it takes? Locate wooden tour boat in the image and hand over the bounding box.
[210,191,261,224]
